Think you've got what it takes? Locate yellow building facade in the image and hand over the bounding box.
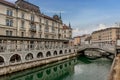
[92,27,120,45]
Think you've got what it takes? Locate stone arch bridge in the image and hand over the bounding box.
[76,44,116,59]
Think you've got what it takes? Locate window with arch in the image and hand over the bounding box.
[53,51,57,56]
[46,51,51,57]
[37,52,43,58]
[59,50,63,54]
[10,54,21,63]
[0,56,4,65]
[25,53,33,60]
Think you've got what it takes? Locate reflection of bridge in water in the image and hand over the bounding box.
[76,44,116,60]
[0,58,77,80]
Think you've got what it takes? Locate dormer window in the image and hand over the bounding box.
[6,9,13,16]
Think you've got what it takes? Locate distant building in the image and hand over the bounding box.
[85,36,92,44]
[80,34,91,45]
[91,27,120,45]
[63,24,72,40]
[73,36,81,46]
[73,34,91,46]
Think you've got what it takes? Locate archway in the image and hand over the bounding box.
[69,49,71,53]
[0,56,4,65]
[59,50,63,54]
[25,53,33,60]
[64,50,67,54]
[37,52,43,58]
[53,51,57,56]
[46,51,51,57]
[10,54,21,63]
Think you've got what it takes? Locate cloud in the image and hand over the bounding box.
[95,24,108,30]
[73,28,91,37]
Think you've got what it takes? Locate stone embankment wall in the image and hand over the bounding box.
[108,54,120,80]
[0,53,76,76]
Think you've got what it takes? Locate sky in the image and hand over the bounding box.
[6,0,120,37]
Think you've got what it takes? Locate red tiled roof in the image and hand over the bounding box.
[0,0,15,8]
[63,24,72,30]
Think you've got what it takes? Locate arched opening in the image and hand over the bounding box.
[53,51,57,56]
[10,54,21,63]
[64,63,67,67]
[53,67,57,72]
[37,71,43,79]
[0,56,4,65]
[59,50,63,54]
[46,51,51,57]
[25,53,33,60]
[46,69,51,75]
[37,52,43,58]
[64,50,67,54]
[69,49,71,53]
[59,65,63,69]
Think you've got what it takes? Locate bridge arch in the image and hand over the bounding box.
[59,50,63,54]
[0,56,4,65]
[46,51,51,57]
[25,53,34,60]
[53,51,57,56]
[37,52,43,58]
[10,54,21,63]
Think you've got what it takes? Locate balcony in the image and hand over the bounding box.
[29,27,36,32]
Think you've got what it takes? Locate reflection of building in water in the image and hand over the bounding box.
[0,58,77,80]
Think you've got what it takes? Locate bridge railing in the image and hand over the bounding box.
[0,43,75,53]
[77,43,116,53]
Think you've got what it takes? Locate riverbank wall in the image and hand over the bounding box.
[0,53,77,76]
[108,54,120,80]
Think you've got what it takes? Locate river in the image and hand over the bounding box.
[0,56,112,80]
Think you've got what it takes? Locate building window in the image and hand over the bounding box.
[46,20,48,25]
[21,12,25,19]
[7,9,13,16]
[21,21,24,28]
[31,33,34,38]
[6,30,9,36]
[45,26,49,32]
[45,35,48,38]
[39,25,42,31]
[31,14,34,21]
[52,36,54,39]
[52,22,55,32]
[40,18,41,23]
[6,30,12,36]
[6,19,13,26]
[40,34,41,38]
[21,32,24,37]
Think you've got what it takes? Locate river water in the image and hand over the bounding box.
[0,56,112,80]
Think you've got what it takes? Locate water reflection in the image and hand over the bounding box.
[0,58,77,80]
